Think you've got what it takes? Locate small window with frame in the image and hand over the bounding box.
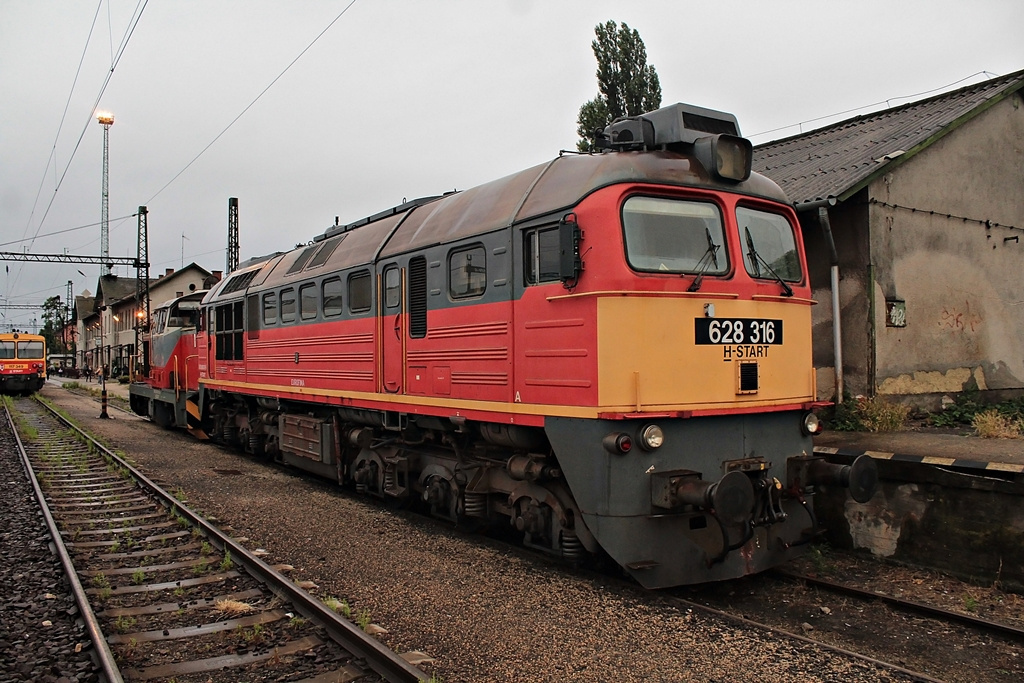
[322,277,343,317]
[449,245,486,299]
[300,283,317,320]
[384,266,401,308]
[524,225,560,285]
[348,271,372,313]
[280,287,296,323]
[262,291,278,325]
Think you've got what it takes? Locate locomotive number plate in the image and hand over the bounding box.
[694,318,783,345]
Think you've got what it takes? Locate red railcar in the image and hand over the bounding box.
[131,103,875,587]
[0,332,47,395]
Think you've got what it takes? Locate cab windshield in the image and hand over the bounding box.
[737,206,802,282]
[18,341,44,358]
[623,197,727,274]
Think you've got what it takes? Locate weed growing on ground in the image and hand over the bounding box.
[356,609,371,631]
[972,409,1022,439]
[930,391,1024,429]
[114,615,136,633]
[829,395,909,432]
[219,552,233,572]
[807,544,836,575]
[324,596,351,617]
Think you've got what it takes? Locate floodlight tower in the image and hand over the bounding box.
[96,111,114,276]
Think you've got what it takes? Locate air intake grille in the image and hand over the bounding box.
[408,256,427,338]
[738,362,759,394]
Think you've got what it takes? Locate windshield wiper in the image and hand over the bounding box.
[687,228,721,292]
[744,227,793,296]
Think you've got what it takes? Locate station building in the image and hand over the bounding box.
[755,69,1024,409]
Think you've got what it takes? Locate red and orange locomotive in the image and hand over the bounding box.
[131,103,875,587]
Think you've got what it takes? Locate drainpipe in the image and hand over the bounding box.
[816,205,844,404]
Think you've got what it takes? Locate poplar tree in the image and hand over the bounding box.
[576,21,662,152]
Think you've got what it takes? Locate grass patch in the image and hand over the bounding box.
[972,409,1022,439]
[324,596,351,617]
[829,395,909,432]
[930,391,1024,429]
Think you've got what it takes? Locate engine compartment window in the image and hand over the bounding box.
[623,197,728,274]
[262,292,278,325]
[300,283,317,320]
[280,288,296,323]
[736,206,802,282]
[349,271,372,313]
[322,277,343,317]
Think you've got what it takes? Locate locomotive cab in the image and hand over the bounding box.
[0,333,47,395]
[129,291,206,431]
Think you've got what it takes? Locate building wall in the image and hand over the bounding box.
[75,267,210,375]
[867,93,1024,407]
[802,194,872,400]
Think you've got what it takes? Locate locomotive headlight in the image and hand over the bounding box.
[801,412,822,436]
[694,134,753,182]
[640,424,664,450]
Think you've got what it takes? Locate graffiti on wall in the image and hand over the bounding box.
[939,300,983,333]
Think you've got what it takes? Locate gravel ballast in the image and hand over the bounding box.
[0,407,100,683]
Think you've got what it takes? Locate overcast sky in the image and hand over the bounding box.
[2,0,1021,331]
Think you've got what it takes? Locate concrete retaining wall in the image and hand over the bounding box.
[814,456,1024,592]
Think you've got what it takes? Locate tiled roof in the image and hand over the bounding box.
[753,69,1024,208]
[96,275,139,305]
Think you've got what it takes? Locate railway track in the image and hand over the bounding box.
[5,395,428,683]
[773,567,1024,643]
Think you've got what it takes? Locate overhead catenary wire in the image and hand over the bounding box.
[144,0,361,207]
[18,0,103,254]
[1,214,140,250]
[22,0,149,253]
[10,0,150,303]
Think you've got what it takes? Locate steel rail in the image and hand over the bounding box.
[4,402,125,683]
[31,396,427,683]
[774,567,1024,642]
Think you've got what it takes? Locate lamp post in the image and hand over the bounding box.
[96,111,114,277]
[98,306,110,419]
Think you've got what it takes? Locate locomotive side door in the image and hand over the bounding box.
[380,263,404,393]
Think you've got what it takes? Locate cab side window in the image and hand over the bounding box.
[449,245,486,299]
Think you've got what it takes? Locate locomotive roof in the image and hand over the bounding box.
[211,149,789,298]
[379,150,788,258]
